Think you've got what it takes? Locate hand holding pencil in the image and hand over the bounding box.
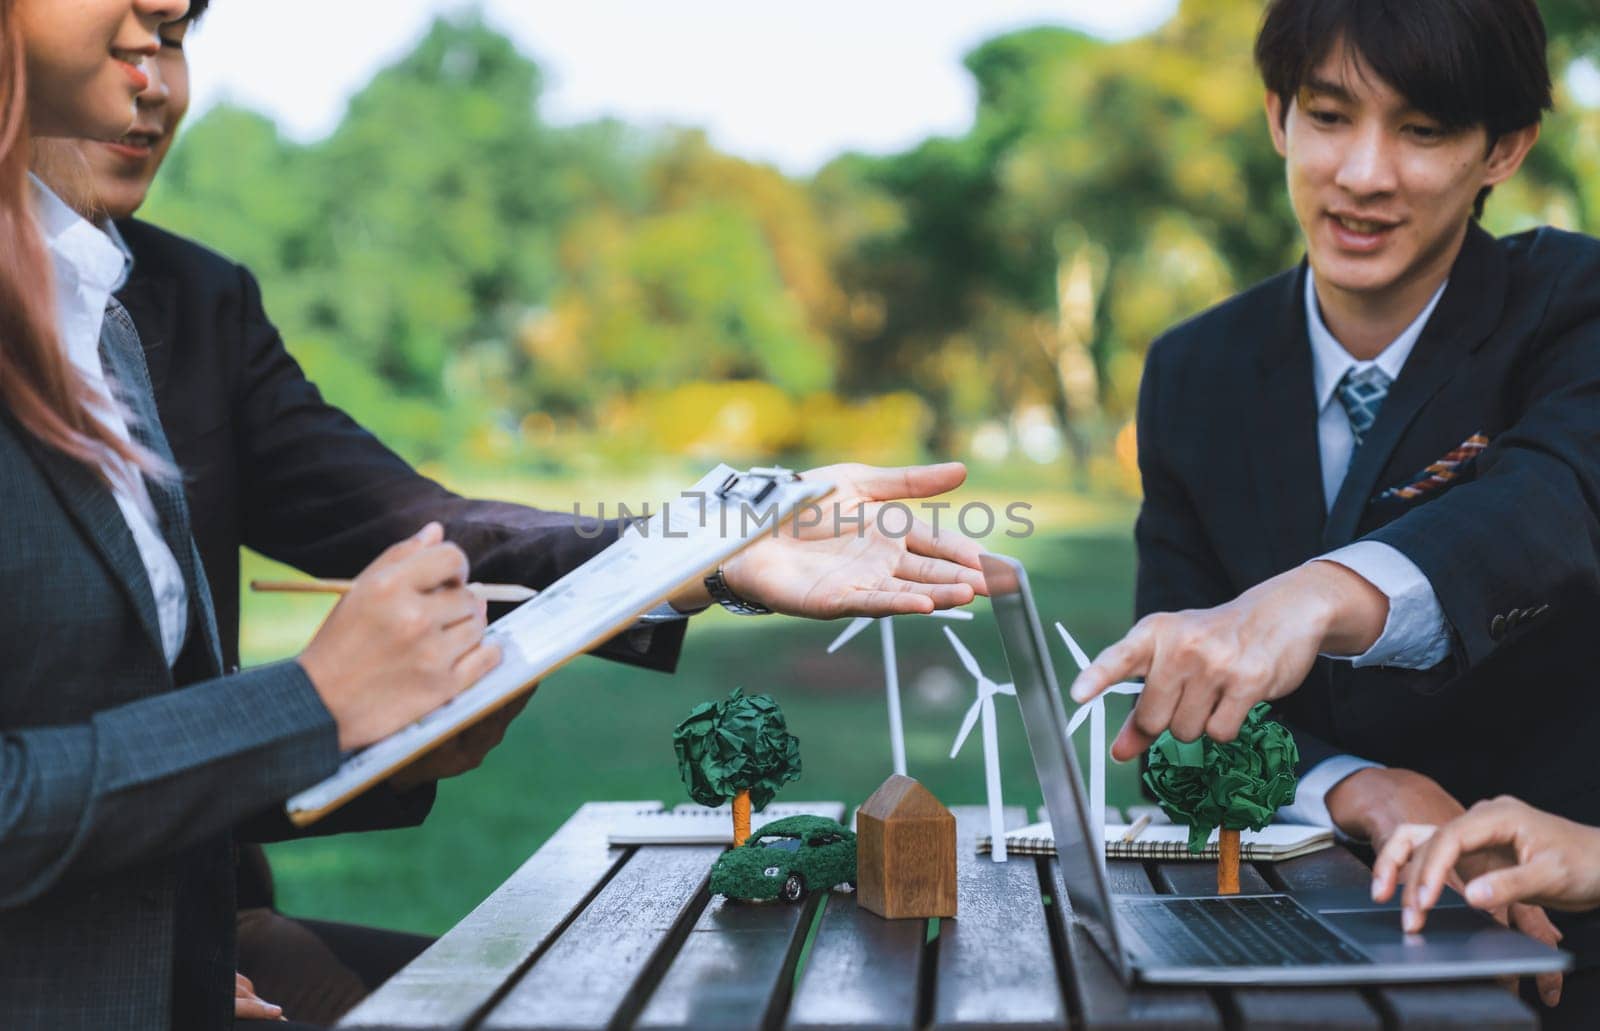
[253,577,537,604]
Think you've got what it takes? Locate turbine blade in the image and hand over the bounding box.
[950,700,983,758]
[826,617,875,654]
[943,627,985,681]
[929,609,975,622]
[1054,622,1094,672]
[1065,698,1096,737]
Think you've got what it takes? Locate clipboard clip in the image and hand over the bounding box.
[715,466,800,507]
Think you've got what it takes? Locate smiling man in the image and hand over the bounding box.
[1066,0,1600,1022]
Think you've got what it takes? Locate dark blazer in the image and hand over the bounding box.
[0,304,342,1030]
[113,217,685,679]
[1134,224,1600,952]
[112,219,690,922]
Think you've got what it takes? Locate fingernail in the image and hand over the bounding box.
[1544,989,1561,1007]
[1070,681,1090,703]
[413,521,439,541]
[1371,879,1384,902]
[1403,907,1419,932]
[1466,882,1492,906]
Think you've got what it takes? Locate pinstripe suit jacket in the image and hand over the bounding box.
[0,303,341,1029]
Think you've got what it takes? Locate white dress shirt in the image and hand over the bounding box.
[1278,270,1451,828]
[32,176,189,668]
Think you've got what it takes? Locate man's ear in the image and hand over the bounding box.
[1264,90,1289,158]
[1483,122,1540,189]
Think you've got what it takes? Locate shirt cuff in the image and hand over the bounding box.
[1278,755,1385,830]
[1312,541,1451,670]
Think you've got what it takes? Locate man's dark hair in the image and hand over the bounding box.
[183,0,210,24]
[1255,0,1552,218]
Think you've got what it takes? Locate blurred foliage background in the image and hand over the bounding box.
[145,0,1600,488]
[148,0,1600,932]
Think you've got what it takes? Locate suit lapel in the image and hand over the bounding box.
[1321,225,1509,549]
[100,302,225,677]
[1250,265,1329,572]
[114,267,178,396]
[19,420,168,660]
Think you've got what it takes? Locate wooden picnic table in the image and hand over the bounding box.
[339,801,1538,1031]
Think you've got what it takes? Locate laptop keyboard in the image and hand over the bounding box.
[1115,895,1370,968]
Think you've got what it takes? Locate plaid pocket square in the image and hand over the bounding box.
[1377,433,1490,502]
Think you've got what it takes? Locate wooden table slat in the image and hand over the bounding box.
[783,889,926,1031]
[1149,861,1383,1030]
[480,844,722,1031]
[337,801,645,1031]
[626,800,849,1030]
[928,806,1067,1030]
[784,819,934,1031]
[633,889,821,1031]
[1049,858,1222,1030]
[1268,848,1537,1030]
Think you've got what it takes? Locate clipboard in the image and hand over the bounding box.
[286,465,835,826]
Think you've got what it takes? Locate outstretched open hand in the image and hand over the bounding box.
[718,462,987,619]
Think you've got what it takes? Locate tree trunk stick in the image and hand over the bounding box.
[1218,828,1241,895]
[732,789,752,848]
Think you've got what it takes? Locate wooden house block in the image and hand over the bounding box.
[855,775,957,919]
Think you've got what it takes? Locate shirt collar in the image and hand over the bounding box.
[28,173,127,298]
[1305,268,1448,411]
[100,217,135,292]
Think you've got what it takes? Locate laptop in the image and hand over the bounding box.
[981,552,1571,986]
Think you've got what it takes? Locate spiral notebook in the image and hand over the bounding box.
[977,820,1334,861]
[607,802,847,845]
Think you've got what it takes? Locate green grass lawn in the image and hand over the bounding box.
[249,488,1146,936]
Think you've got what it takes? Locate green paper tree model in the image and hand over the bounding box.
[1143,702,1298,894]
[673,689,802,847]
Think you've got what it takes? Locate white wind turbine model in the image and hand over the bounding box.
[943,626,1017,862]
[826,609,974,777]
[1056,623,1144,855]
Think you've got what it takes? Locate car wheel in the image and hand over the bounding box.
[781,873,806,902]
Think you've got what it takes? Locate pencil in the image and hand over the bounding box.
[250,578,538,604]
[1121,812,1153,843]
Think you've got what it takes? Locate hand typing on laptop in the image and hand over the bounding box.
[1372,797,1600,1004]
[984,552,1569,988]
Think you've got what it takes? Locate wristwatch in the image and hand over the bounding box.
[703,564,772,615]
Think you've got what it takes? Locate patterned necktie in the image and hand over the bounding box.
[1336,365,1392,449]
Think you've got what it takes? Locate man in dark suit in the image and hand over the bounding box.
[40,3,988,1026]
[1065,0,1600,1023]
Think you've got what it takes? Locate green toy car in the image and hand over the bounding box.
[709,815,857,902]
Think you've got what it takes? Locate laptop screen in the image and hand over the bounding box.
[980,553,1129,980]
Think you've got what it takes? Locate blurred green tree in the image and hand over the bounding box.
[141,2,1600,474]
